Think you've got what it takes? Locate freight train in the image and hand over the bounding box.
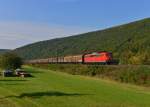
[27,51,118,65]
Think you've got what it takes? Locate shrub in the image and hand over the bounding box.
[29,64,150,86]
[0,52,22,70]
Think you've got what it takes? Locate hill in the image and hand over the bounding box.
[0,49,10,54]
[15,18,150,64]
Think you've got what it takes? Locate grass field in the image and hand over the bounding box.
[0,66,150,107]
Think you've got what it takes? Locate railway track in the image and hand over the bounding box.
[26,62,150,68]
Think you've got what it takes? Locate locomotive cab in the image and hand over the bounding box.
[83,51,113,64]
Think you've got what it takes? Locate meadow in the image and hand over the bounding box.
[0,66,150,107]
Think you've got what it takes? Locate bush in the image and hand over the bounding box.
[30,64,150,86]
[0,52,22,70]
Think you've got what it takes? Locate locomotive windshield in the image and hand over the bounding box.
[91,52,99,56]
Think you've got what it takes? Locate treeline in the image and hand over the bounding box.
[0,49,10,54]
[31,64,150,87]
[15,18,150,64]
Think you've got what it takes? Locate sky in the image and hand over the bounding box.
[0,0,149,49]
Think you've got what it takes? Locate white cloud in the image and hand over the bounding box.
[0,21,92,49]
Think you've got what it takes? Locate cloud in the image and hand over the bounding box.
[0,21,92,49]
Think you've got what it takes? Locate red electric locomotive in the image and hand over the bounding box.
[83,51,113,64]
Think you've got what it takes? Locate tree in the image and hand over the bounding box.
[0,52,22,70]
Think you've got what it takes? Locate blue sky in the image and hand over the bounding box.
[0,0,149,49]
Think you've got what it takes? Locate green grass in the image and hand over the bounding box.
[0,66,150,107]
